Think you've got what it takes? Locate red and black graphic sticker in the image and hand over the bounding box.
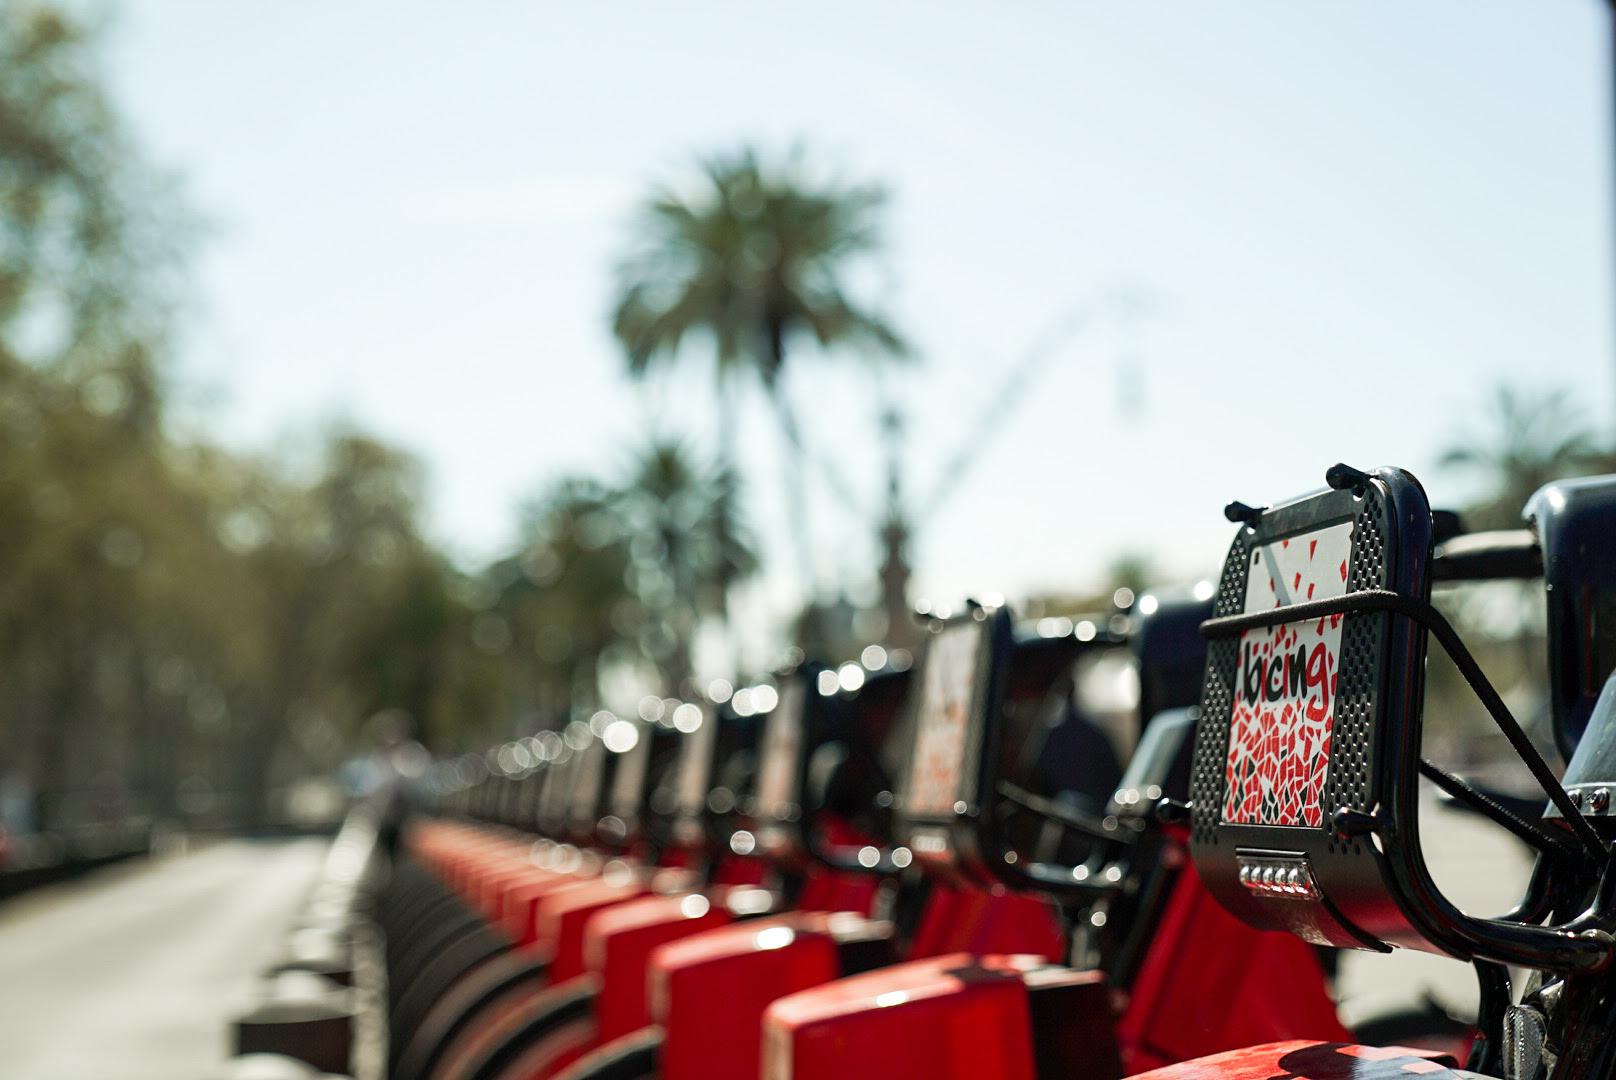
[1222,521,1354,827]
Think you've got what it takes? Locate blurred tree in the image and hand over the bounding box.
[227,431,458,825]
[0,12,822,845]
[0,0,195,834]
[499,478,637,718]
[0,2,190,377]
[490,443,757,720]
[614,439,758,692]
[1440,385,1605,528]
[1433,384,1601,758]
[1105,553,1157,599]
[611,146,908,605]
[0,2,536,840]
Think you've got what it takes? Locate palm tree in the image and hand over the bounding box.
[1439,385,1605,529]
[610,146,908,602]
[505,478,636,713]
[498,445,757,709]
[1434,383,1604,754]
[614,439,758,691]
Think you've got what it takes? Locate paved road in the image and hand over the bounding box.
[0,838,328,1080]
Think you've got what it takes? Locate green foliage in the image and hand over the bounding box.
[0,22,811,837]
[1439,385,1607,529]
[489,440,758,711]
[1104,553,1156,597]
[0,362,499,829]
[0,2,190,375]
[610,146,908,609]
[1428,383,1608,757]
[0,4,512,832]
[614,439,757,688]
[611,146,906,391]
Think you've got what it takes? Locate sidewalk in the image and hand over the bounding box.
[0,837,327,1080]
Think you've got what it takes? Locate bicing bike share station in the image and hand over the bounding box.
[223,463,1616,1080]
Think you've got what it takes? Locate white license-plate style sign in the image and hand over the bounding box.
[905,624,983,817]
[1221,520,1355,828]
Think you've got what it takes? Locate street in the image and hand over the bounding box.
[0,839,327,1080]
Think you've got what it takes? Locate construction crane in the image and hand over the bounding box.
[807,293,1158,645]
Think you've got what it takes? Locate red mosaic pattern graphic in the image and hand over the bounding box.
[1221,522,1354,827]
[905,624,983,816]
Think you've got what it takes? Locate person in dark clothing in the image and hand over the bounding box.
[1000,674,1127,866]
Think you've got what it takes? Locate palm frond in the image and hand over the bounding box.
[1440,383,1608,526]
[608,143,908,396]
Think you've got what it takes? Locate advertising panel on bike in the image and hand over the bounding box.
[904,621,986,820]
[1221,520,1354,829]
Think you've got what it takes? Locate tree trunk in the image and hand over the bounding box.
[129,643,174,820]
[772,393,817,599]
[716,376,739,480]
[763,319,820,639]
[714,376,745,676]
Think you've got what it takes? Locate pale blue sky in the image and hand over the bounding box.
[109,2,1613,656]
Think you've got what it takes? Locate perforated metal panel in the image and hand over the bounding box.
[1187,472,1434,956]
[1325,495,1390,856]
[1188,528,1250,847]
